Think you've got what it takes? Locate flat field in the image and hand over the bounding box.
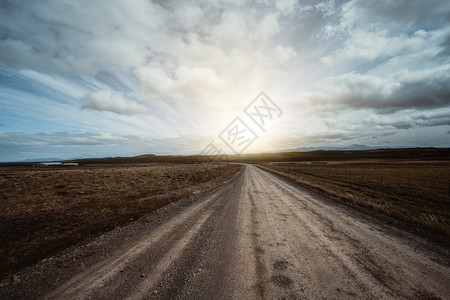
[0,163,242,279]
[258,161,450,238]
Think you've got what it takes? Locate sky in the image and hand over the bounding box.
[0,0,450,161]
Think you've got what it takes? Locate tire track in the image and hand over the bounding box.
[45,184,229,299]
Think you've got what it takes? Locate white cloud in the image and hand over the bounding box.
[81,90,151,115]
[273,45,297,63]
[320,0,450,71]
[19,70,86,98]
[136,65,225,101]
[315,0,337,17]
[258,13,280,39]
[275,0,297,15]
[321,27,450,69]
[0,1,289,112]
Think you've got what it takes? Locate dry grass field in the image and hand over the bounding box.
[258,161,450,238]
[0,163,242,279]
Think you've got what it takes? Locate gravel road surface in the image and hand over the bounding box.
[5,164,450,299]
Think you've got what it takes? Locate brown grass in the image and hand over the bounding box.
[0,163,242,279]
[258,161,450,237]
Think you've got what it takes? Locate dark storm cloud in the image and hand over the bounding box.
[344,73,449,112]
[386,77,450,111]
[311,65,450,113]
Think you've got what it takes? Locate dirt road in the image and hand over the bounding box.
[22,165,450,299]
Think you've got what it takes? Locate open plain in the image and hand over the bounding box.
[0,162,241,280]
[1,164,449,299]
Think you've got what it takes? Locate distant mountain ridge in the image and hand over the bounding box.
[285,144,419,152]
[21,157,64,162]
[12,145,447,164]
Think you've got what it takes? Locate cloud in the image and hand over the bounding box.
[0,0,167,74]
[0,38,70,72]
[0,131,143,148]
[299,132,354,144]
[340,0,450,30]
[0,131,210,161]
[0,0,301,116]
[275,0,297,15]
[363,110,450,130]
[136,65,225,101]
[1,0,450,162]
[81,90,151,115]
[320,0,450,71]
[310,65,450,112]
[273,45,297,63]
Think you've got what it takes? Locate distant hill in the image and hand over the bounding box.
[21,157,63,162]
[286,144,415,152]
[1,147,449,167]
[38,147,450,164]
